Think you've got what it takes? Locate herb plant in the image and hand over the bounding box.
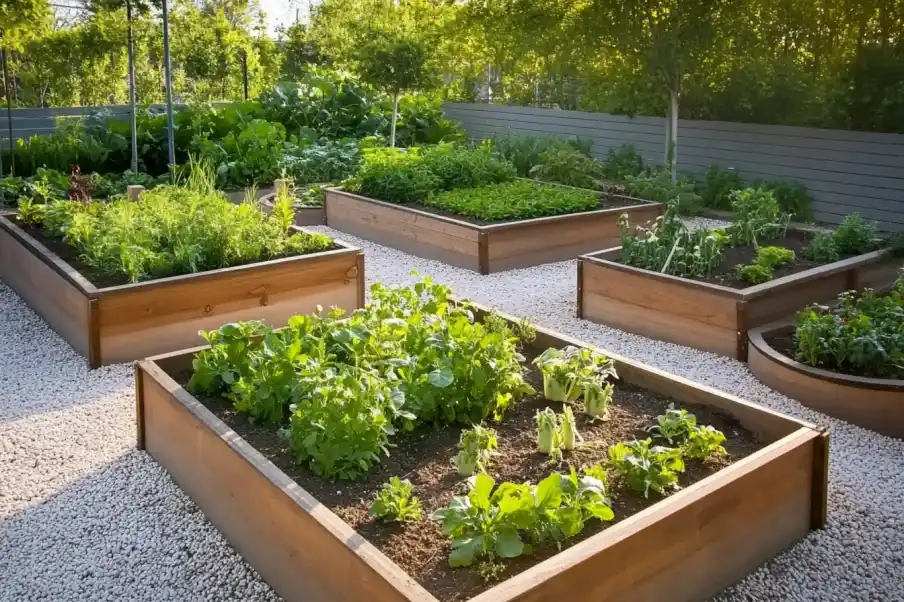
[831,214,878,255]
[16,163,333,283]
[803,232,840,262]
[370,477,425,522]
[698,165,744,210]
[492,135,591,177]
[529,147,606,190]
[532,345,617,404]
[624,170,702,214]
[455,425,499,477]
[425,180,599,222]
[601,145,645,181]
[607,439,685,498]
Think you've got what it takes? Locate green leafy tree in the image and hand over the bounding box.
[354,32,437,147]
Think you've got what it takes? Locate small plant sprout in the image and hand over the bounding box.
[369,477,424,522]
[607,439,685,498]
[560,406,580,451]
[647,404,697,445]
[583,380,614,421]
[455,425,499,477]
[532,346,617,404]
[683,425,728,461]
[536,408,560,457]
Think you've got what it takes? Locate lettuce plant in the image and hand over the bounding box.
[683,426,727,460]
[647,405,697,445]
[455,425,498,477]
[370,477,424,522]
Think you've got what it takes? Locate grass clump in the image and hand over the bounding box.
[17,165,333,283]
[424,180,599,222]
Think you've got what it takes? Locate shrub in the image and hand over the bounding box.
[624,170,702,214]
[420,143,516,190]
[278,139,361,185]
[424,180,599,222]
[601,145,645,181]
[698,165,743,210]
[529,147,606,190]
[728,187,791,246]
[492,135,591,177]
[349,147,440,202]
[832,214,878,255]
[17,162,333,283]
[803,232,840,262]
[759,179,814,221]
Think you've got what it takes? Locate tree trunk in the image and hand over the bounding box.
[666,88,679,183]
[127,0,139,173]
[2,47,13,176]
[390,91,400,148]
[161,0,176,174]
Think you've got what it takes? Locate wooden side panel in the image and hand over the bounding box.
[581,261,741,358]
[0,226,91,358]
[486,204,662,272]
[745,271,847,327]
[98,251,362,365]
[748,340,904,439]
[477,431,818,602]
[858,258,901,291]
[325,190,481,271]
[139,366,429,602]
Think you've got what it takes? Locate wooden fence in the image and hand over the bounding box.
[442,102,904,230]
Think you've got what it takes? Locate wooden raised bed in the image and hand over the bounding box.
[0,213,365,368]
[136,305,828,602]
[259,192,325,227]
[578,247,900,360]
[748,322,904,439]
[324,187,663,274]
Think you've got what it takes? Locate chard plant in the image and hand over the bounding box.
[532,345,617,404]
[455,425,498,477]
[370,477,424,522]
[607,439,685,498]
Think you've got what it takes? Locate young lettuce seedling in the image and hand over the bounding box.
[455,424,499,477]
[683,425,728,460]
[647,404,697,445]
[369,477,424,522]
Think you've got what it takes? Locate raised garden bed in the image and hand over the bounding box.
[137,301,827,602]
[0,213,364,367]
[748,324,903,440]
[324,187,662,274]
[577,245,900,360]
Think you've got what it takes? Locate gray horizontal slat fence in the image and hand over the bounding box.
[0,104,184,142]
[445,102,904,231]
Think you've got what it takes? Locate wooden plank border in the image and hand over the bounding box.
[323,187,663,274]
[0,213,366,368]
[578,246,900,360]
[137,309,827,602]
[747,322,904,439]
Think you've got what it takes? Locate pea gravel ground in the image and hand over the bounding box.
[1,225,902,602]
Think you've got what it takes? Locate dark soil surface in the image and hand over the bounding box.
[396,195,646,226]
[15,221,340,289]
[618,230,863,290]
[174,349,764,602]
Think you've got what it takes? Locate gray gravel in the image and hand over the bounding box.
[2,227,903,602]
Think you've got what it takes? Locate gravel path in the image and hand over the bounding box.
[1,227,903,602]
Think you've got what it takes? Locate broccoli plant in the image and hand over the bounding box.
[607,439,685,497]
[455,425,498,477]
[369,477,424,522]
[532,346,617,404]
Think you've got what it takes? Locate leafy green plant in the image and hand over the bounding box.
[278,139,361,185]
[698,165,744,210]
[647,405,697,445]
[349,147,440,202]
[536,407,562,459]
[370,477,425,522]
[607,439,685,498]
[583,380,614,421]
[601,145,645,181]
[728,187,792,246]
[761,180,814,221]
[683,426,728,460]
[529,147,606,190]
[491,135,591,177]
[624,170,702,214]
[532,345,617,404]
[832,214,879,255]
[430,470,614,568]
[189,276,536,479]
[455,425,499,477]
[756,245,795,269]
[425,180,598,222]
[803,232,840,262]
[618,200,727,279]
[17,162,333,283]
[420,143,517,191]
[734,262,773,284]
[794,275,904,378]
